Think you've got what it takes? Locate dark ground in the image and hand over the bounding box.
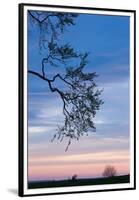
[28,174,130,189]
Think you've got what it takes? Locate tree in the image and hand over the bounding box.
[28,11,103,150]
[102,166,117,177]
[71,174,78,182]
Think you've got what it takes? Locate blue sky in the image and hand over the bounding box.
[28,12,130,181]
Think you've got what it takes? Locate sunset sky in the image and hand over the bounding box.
[28,11,130,181]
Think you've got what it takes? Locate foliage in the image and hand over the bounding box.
[102,166,117,177]
[28,11,103,150]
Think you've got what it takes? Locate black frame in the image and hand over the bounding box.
[18,3,136,197]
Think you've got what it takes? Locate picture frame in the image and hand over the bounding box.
[18,3,136,197]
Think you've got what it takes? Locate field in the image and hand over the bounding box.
[28,175,130,189]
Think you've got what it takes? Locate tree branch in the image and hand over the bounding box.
[49,55,66,65]
[28,11,41,23]
[41,14,58,23]
[42,56,50,77]
[28,70,73,119]
[28,70,50,82]
[28,11,59,24]
[51,73,75,89]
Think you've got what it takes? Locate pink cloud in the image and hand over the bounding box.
[28,150,130,181]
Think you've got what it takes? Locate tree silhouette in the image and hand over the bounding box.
[28,11,103,150]
[71,174,78,182]
[102,166,117,177]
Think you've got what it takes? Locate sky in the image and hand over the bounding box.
[28,11,130,181]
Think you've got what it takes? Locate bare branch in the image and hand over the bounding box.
[28,11,41,23]
[50,73,75,89]
[28,70,73,120]
[28,11,59,24]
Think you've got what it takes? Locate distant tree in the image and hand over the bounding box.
[71,174,78,182]
[28,11,103,150]
[102,166,117,177]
